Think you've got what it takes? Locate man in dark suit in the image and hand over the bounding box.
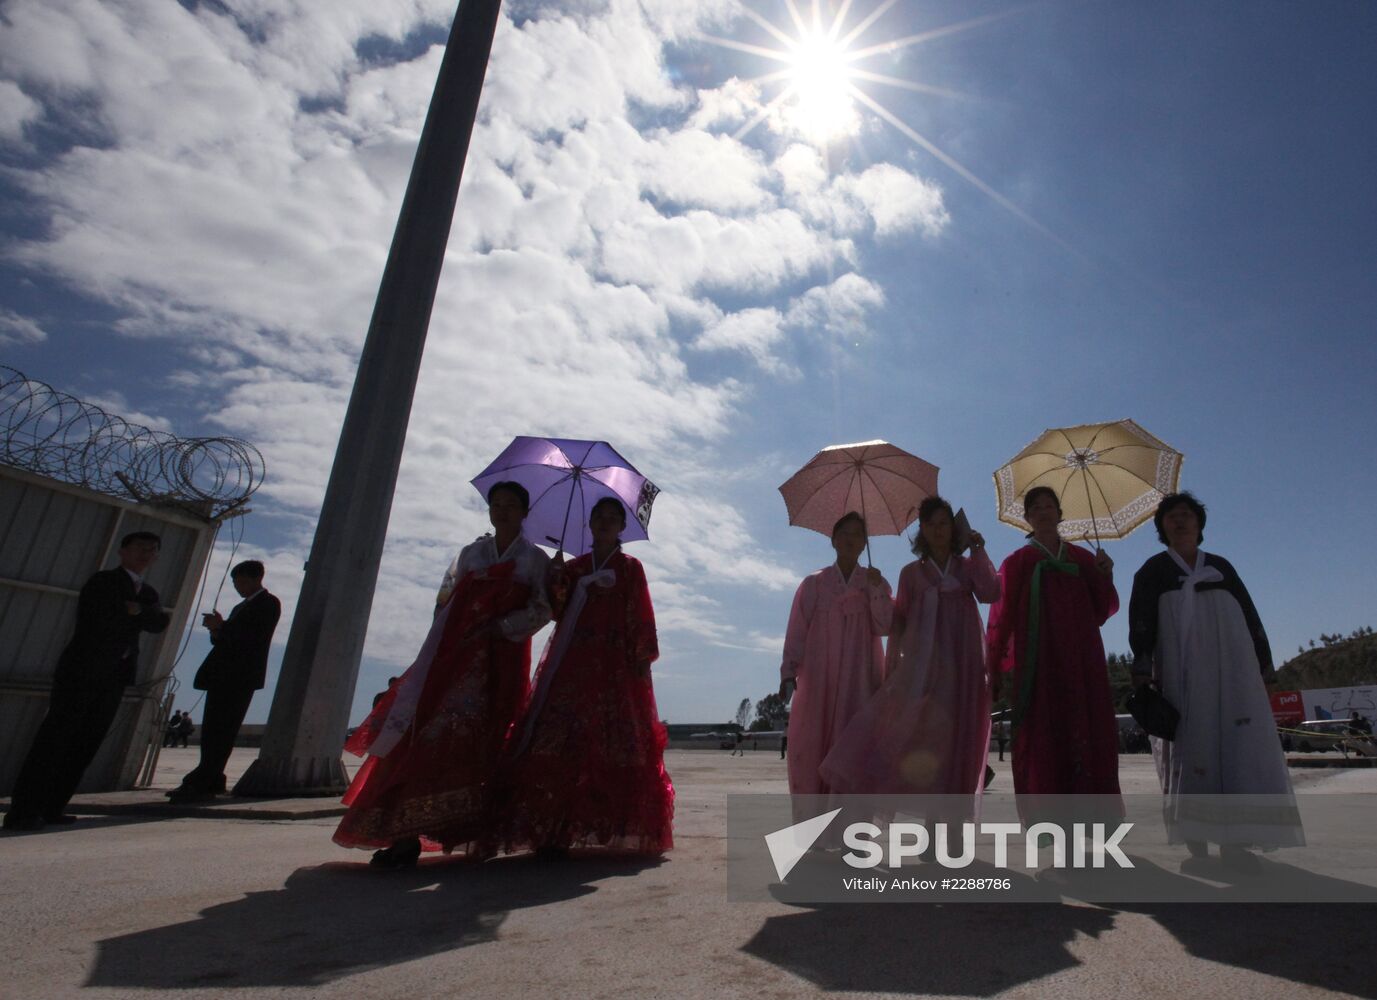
[168,560,280,802]
[4,532,171,831]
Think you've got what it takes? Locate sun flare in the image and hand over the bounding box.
[786,31,858,141]
[698,2,1064,245]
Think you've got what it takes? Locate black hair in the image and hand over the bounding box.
[1153,491,1206,545]
[486,480,530,511]
[230,559,265,580]
[120,531,162,549]
[911,495,955,557]
[1022,486,1062,519]
[831,511,866,539]
[590,496,627,526]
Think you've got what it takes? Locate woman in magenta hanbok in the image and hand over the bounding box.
[498,497,673,857]
[986,486,1122,814]
[780,512,892,819]
[821,497,999,829]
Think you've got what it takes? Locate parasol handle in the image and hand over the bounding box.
[1079,470,1102,550]
[557,468,581,552]
[859,477,873,568]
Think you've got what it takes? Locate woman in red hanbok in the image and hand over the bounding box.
[334,482,551,868]
[500,497,673,856]
[985,486,1122,814]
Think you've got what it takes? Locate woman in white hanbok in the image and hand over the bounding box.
[1128,493,1303,872]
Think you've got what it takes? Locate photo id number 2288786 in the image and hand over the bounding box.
[944,877,1011,891]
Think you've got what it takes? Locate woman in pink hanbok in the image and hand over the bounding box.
[780,512,892,820]
[821,498,1000,832]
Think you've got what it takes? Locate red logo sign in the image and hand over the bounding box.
[1270,690,1303,725]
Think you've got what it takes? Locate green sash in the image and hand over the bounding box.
[1012,540,1079,732]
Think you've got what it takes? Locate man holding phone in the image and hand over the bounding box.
[167,560,280,803]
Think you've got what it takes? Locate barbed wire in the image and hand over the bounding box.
[0,365,264,518]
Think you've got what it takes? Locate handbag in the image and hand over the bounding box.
[1126,682,1180,741]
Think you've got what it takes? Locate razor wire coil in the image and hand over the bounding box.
[0,365,263,518]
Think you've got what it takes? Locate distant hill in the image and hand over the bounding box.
[1274,628,1377,690]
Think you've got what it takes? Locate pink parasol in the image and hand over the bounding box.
[779,440,939,560]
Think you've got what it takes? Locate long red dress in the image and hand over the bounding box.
[985,541,1122,811]
[499,550,673,855]
[333,560,535,853]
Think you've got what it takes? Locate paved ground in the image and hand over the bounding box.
[2,750,1375,999]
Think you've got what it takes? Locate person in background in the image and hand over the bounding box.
[164,710,183,748]
[4,533,170,831]
[167,560,281,803]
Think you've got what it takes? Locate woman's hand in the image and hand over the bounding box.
[969,530,985,552]
[865,567,885,589]
[779,678,796,703]
[1094,549,1114,575]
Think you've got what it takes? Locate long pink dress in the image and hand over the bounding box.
[782,565,892,811]
[820,551,1000,805]
[986,541,1122,814]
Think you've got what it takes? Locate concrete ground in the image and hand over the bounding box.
[2,749,1375,1000]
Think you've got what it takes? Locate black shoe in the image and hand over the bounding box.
[42,814,78,825]
[167,788,216,805]
[3,811,45,831]
[370,838,422,869]
[984,765,996,789]
[1185,840,1209,858]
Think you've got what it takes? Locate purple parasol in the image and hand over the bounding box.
[470,436,660,556]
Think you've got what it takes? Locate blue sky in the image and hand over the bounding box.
[2,1,1374,727]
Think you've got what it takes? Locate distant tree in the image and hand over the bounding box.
[755,692,789,730]
[734,697,753,731]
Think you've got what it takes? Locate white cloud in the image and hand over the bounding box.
[786,271,886,338]
[692,306,792,375]
[835,162,949,238]
[0,308,46,345]
[0,0,948,718]
[0,80,40,140]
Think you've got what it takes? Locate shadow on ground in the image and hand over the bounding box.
[743,856,1377,997]
[86,854,661,990]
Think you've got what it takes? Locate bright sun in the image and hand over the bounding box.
[786,31,857,140]
[698,3,1060,245]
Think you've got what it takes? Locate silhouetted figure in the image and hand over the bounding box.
[164,710,183,748]
[372,676,400,709]
[4,533,170,831]
[168,560,281,803]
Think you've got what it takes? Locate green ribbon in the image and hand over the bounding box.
[1012,540,1079,733]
